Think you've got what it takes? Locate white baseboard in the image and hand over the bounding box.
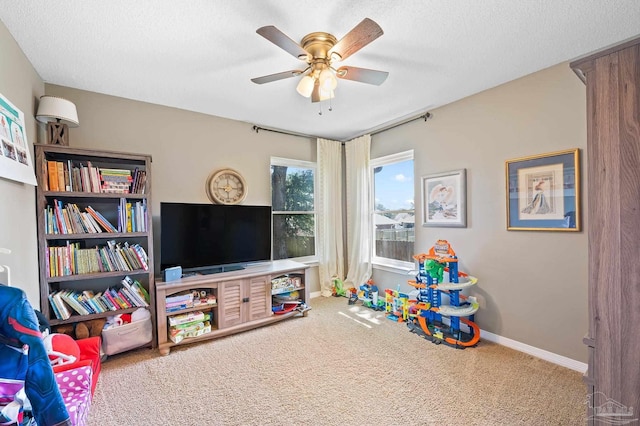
[480,329,587,373]
[310,291,322,299]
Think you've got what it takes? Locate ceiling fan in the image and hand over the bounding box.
[251,18,389,103]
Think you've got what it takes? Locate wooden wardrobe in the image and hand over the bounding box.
[571,36,640,423]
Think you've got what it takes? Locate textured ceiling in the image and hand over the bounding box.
[1,1,639,141]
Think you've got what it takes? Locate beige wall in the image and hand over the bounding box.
[371,63,588,362]
[0,20,44,306]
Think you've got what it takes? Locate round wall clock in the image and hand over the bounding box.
[205,168,248,205]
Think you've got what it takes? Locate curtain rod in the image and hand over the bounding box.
[251,125,316,139]
[369,112,432,137]
[251,111,432,141]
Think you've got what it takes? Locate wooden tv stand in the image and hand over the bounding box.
[155,260,310,355]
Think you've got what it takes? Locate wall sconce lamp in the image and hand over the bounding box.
[35,96,79,145]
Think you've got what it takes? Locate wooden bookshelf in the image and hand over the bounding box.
[34,144,156,350]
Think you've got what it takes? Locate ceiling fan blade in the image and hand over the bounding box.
[329,18,384,62]
[251,70,303,84]
[336,66,389,85]
[256,26,309,60]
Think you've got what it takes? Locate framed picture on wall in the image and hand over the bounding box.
[421,169,467,228]
[505,149,581,231]
[0,92,37,185]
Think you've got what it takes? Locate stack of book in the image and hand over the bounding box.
[99,168,133,193]
[48,276,150,320]
[165,292,194,313]
[168,310,212,344]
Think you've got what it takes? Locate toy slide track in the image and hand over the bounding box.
[435,303,479,317]
[417,316,480,347]
[435,275,477,291]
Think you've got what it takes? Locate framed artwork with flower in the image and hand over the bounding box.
[505,149,581,231]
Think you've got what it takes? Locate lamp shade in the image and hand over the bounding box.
[296,76,315,98]
[36,96,79,127]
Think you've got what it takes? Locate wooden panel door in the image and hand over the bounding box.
[219,280,243,328]
[246,276,271,322]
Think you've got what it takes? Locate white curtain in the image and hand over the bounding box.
[344,135,372,288]
[316,138,344,297]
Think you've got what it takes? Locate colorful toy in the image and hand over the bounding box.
[347,280,385,311]
[384,287,411,322]
[358,280,385,311]
[0,284,71,425]
[331,276,347,297]
[406,240,480,348]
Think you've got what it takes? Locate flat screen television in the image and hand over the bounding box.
[160,202,272,274]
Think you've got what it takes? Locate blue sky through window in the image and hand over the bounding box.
[374,159,414,211]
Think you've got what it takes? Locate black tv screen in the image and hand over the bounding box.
[160,202,272,272]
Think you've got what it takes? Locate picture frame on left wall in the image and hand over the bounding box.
[421,169,467,228]
[0,93,37,185]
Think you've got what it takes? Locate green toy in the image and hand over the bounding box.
[331,276,347,297]
[424,259,445,283]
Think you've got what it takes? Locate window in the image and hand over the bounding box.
[271,157,317,261]
[371,150,415,268]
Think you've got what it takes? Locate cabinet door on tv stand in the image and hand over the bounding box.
[218,280,243,328]
[246,276,271,322]
[218,277,272,328]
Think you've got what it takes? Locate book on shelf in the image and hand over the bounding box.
[131,169,147,194]
[44,160,144,194]
[85,206,118,233]
[166,292,193,304]
[100,167,133,194]
[168,310,206,327]
[122,275,149,306]
[169,321,211,344]
[47,161,58,191]
[48,293,67,320]
[46,241,149,277]
[45,202,120,234]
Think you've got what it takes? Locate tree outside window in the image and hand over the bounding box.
[271,159,316,261]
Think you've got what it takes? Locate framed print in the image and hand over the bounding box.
[422,169,466,228]
[505,149,580,231]
[0,92,37,185]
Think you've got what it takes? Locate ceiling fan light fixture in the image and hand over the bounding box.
[330,52,342,62]
[319,68,338,91]
[319,88,335,101]
[296,75,315,97]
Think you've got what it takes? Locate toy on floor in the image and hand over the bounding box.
[331,276,347,297]
[406,240,480,348]
[54,318,106,340]
[384,287,411,322]
[348,280,385,311]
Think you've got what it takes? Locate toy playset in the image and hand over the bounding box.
[347,280,385,311]
[335,241,480,349]
[384,287,410,322]
[406,240,480,348]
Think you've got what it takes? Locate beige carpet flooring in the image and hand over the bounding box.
[88,296,586,425]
